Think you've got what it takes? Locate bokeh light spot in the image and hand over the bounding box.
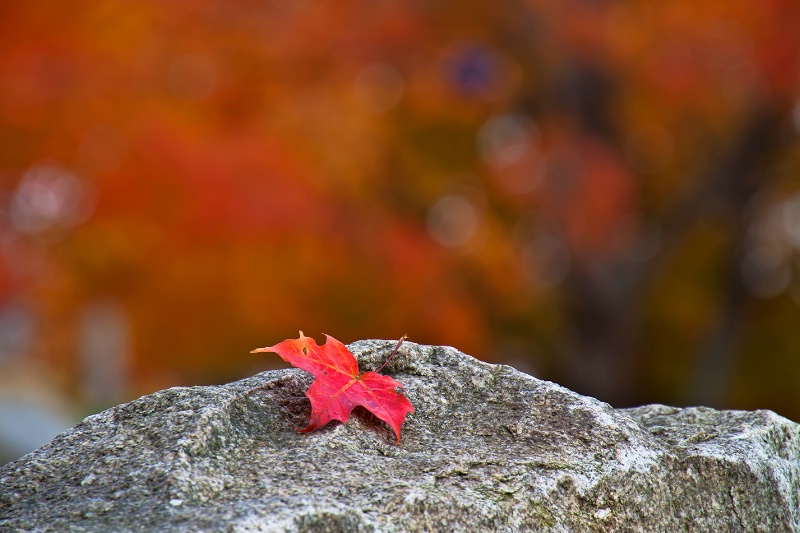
[426,194,480,248]
[10,165,94,235]
[477,113,537,168]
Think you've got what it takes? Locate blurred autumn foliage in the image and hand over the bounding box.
[1,0,800,435]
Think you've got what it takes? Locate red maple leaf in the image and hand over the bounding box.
[251,332,414,443]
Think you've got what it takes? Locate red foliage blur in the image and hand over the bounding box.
[0,1,799,424]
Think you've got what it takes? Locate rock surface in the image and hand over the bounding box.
[1,340,799,532]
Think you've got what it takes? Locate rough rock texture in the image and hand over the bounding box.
[1,340,799,532]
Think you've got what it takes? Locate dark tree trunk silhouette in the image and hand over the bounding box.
[551,59,792,406]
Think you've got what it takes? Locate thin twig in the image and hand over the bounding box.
[375,335,407,374]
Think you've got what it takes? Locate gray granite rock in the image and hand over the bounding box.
[1,340,799,532]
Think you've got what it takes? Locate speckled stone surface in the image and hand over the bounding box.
[1,340,799,532]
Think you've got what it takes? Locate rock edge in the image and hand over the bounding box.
[1,340,799,532]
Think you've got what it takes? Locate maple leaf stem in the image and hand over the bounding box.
[375,334,407,374]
